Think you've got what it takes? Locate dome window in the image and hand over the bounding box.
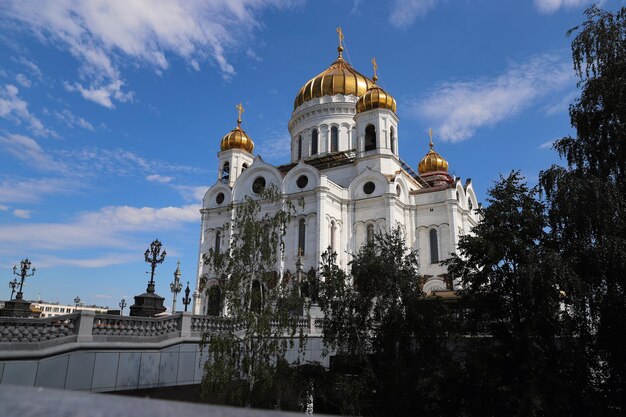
[390,126,396,154]
[252,176,266,194]
[363,181,375,195]
[365,124,376,151]
[216,192,225,205]
[297,175,309,189]
[298,218,306,255]
[221,162,230,183]
[429,229,439,264]
[331,126,339,152]
[298,135,303,160]
[311,129,318,155]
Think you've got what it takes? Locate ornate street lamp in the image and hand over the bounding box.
[8,278,18,301]
[74,296,81,308]
[119,298,127,315]
[169,260,183,313]
[13,258,35,301]
[144,239,166,294]
[182,282,191,312]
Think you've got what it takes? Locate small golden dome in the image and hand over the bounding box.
[294,29,374,110]
[418,130,449,175]
[220,103,254,153]
[356,58,396,114]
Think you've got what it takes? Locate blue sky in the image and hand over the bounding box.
[0,0,623,308]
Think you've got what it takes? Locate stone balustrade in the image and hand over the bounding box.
[0,313,80,350]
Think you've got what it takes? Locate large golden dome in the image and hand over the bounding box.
[356,59,396,114]
[294,46,375,110]
[220,103,254,153]
[418,131,449,175]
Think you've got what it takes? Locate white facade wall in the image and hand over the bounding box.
[193,95,480,315]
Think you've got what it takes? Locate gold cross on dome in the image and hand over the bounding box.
[429,128,434,149]
[336,27,344,48]
[298,247,303,257]
[371,57,378,82]
[236,103,244,126]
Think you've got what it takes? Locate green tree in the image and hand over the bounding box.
[540,6,626,415]
[447,172,565,417]
[200,187,308,409]
[318,229,461,416]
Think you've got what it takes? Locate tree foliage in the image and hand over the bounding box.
[200,186,308,409]
[540,6,626,415]
[447,171,566,416]
[318,229,461,416]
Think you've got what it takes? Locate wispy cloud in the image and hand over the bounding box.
[33,253,137,269]
[2,0,301,107]
[544,90,578,116]
[0,84,56,137]
[408,54,574,142]
[534,0,599,14]
[389,0,444,28]
[257,132,291,163]
[52,108,95,131]
[146,174,173,184]
[539,139,556,150]
[12,209,32,219]
[15,73,31,88]
[0,203,201,251]
[0,177,78,204]
[0,134,66,173]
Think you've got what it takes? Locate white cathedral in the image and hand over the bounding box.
[192,33,480,316]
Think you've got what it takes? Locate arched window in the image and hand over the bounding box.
[390,126,395,154]
[215,230,221,254]
[298,218,306,256]
[365,124,376,151]
[221,162,230,183]
[331,126,338,152]
[468,197,473,211]
[207,286,222,316]
[311,129,318,155]
[367,224,375,244]
[330,221,336,251]
[298,135,303,160]
[251,280,262,313]
[429,229,439,264]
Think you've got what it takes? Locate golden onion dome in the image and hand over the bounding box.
[418,130,449,175]
[356,58,396,114]
[220,103,254,153]
[294,29,375,110]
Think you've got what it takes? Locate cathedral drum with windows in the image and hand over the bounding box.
[193,31,480,315]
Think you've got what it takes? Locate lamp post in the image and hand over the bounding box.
[13,258,35,301]
[169,260,183,313]
[144,239,166,294]
[119,298,127,315]
[74,296,81,308]
[182,282,191,312]
[8,278,18,301]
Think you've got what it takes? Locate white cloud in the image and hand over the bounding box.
[0,205,9,211]
[0,177,77,203]
[14,57,43,80]
[539,139,556,149]
[257,133,292,163]
[12,209,32,219]
[2,0,300,107]
[409,54,574,142]
[33,253,137,268]
[0,84,56,137]
[53,108,95,131]
[534,0,597,14]
[389,0,444,28]
[0,134,66,173]
[544,90,578,116]
[0,203,201,251]
[174,185,209,202]
[146,174,173,183]
[15,73,31,88]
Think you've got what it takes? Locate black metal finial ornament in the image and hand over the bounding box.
[119,298,127,315]
[182,281,191,312]
[13,258,35,301]
[74,296,81,308]
[144,239,166,294]
[8,278,18,301]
